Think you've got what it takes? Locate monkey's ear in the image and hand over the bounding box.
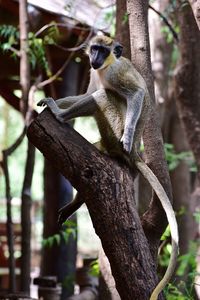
[113,42,123,58]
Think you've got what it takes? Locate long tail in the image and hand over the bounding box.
[135,158,179,300]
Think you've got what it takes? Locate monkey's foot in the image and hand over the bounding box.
[37,97,54,107]
[58,208,69,226]
[58,198,84,226]
[120,134,132,154]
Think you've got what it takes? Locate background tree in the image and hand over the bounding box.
[0,0,200,299]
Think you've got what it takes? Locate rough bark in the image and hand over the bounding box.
[116,0,131,60]
[96,2,131,298]
[19,0,30,116]
[175,2,200,182]
[27,110,160,300]
[174,5,200,292]
[149,0,195,259]
[170,114,195,254]
[99,247,121,300]
[126,0,172,262]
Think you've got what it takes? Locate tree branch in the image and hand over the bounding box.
[0,87,20,112]
[149,4,179,42]
[19,0,30,116]
[27,110,160,300]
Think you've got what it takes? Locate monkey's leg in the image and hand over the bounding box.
[58,193,84,225]
[121,89,145,153]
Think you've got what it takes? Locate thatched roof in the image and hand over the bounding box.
[27,0,115,29]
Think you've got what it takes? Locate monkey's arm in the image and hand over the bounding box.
[38,91,101,122]
[37,72,98,121]
[121,88,145,153]
[55,93,89,108]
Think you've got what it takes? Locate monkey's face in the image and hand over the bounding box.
[89,44,111,69]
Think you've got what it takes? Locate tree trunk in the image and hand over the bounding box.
[19,0,33,294]
[175,1,200,182]
[126,0,172,263]
[21,141,35,293]
[98,247,120,300]
[188,0,200,30]
[149,0,195,258]
[174,3,200,293]
[27,110,160,300]
[97,2,132,298]
[19,0,30,116]
[116,0,131,60]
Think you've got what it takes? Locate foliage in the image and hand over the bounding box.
[42,220,77,248]
[0,24,19,55]
[164,143,196,172]
[0,94,44,200]
[161,24,179,44]
[140,143,196,172]
[103,6,116,37]
[122,12,129,25]
[0,23,60,76]
[89,259,100,277]
[161,210,200,299]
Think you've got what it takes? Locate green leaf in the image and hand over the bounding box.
[54,234,61,245]
[89,260,100,277]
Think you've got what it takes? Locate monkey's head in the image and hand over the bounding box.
[86,35,123,70]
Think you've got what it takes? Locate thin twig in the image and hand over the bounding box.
[35,22,91,37]
[37,30,90,89]
[4,127,26,156]
[37,51,74,89]
[9,46,20,57]
[149,4,179,43]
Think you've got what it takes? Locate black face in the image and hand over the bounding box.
[90,44,110,69]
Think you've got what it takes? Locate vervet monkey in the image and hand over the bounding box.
[38,35,178,300]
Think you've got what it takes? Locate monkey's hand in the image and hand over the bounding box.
[37,97,54,107]
[37,98,64,123]
[120,130,134,154]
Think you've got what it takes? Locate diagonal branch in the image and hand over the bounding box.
[27,110,160,300]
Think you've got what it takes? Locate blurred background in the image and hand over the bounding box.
[0,0,199,299]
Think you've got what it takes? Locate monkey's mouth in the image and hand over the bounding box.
[91,62,102,69]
